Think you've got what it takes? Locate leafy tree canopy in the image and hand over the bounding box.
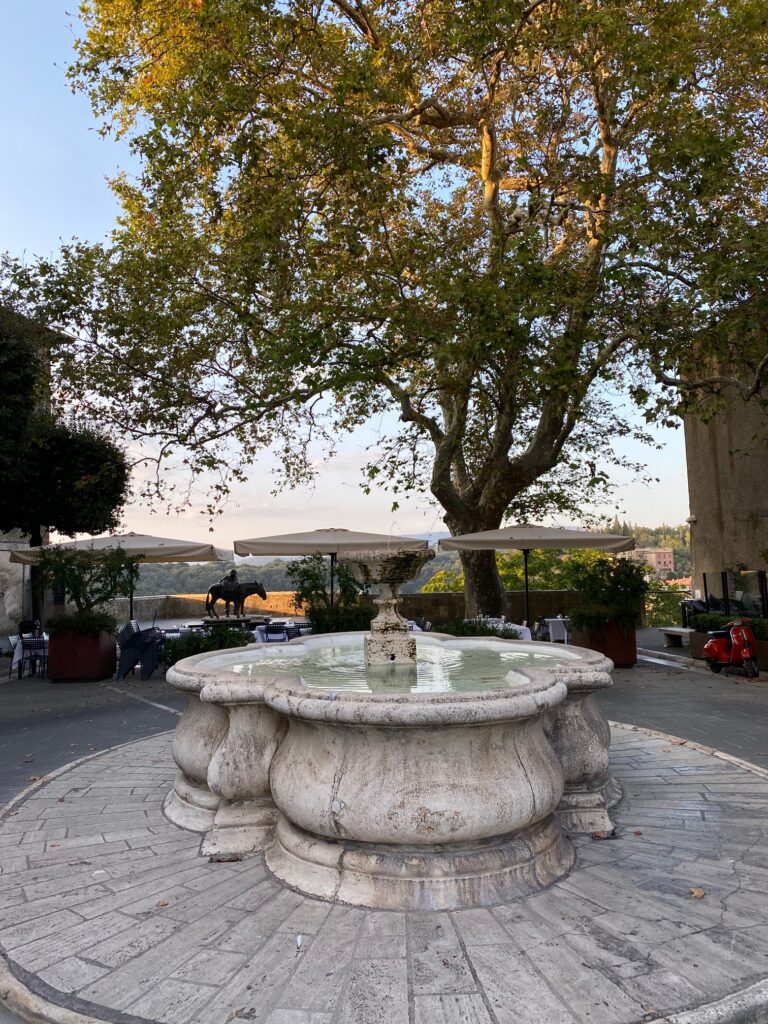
[4,0,768,612]
[0,417,131,547]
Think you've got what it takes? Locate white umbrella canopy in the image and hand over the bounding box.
[234,528,430,606]
[234,528,429,557]
[439,525,635,554]
[10,531,231,566]
[11,532,231,619]
[439,525,635,624]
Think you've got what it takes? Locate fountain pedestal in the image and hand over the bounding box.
[199,678,286,856]
[543,657,623,834]
[340,547,434,665]
[163,669,227,832]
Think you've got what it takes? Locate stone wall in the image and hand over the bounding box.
[0,532,30,634]
[99,590,581,627]
[399,590,580,624]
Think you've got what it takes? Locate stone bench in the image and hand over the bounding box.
[661,626,694,648]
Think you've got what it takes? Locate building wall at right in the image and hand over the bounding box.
[684,395,768,595]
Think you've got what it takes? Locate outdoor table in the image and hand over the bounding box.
[254,622,312,643]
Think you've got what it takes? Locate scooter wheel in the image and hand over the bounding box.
[743,657,759,678]
[707,662,723,674]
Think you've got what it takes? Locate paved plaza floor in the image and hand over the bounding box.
[2,653,768,1023]
[2,725,768,1023]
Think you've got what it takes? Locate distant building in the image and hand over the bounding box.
[621,548,675,577]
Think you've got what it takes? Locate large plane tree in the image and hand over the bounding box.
[5,0,768,614]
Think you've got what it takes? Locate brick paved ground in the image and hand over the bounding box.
[2,727,768,1024]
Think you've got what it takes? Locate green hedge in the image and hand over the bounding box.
[161,626,253,667]
[690,613,768,641]
[46,610,118,636]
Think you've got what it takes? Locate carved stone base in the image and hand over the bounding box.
[265,813,574,912]
[554,786,616,834]
[163,771,220,833]
[201,796,279,857]
[598,772,624,808]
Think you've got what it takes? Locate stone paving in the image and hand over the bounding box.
[1,727,768,1023]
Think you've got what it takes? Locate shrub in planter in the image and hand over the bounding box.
[307,604,376,634]
[568,558,651,667]
[285,555,373,634]
[36,547,137,682]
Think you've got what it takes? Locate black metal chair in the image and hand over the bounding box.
[284,625,302,640]
[117,625,164,680]
[18,635,47,678]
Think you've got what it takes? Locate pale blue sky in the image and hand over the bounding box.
[1,2,690,543]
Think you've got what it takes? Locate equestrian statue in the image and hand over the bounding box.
[205,569,268,618]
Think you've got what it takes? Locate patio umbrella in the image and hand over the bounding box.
[11,532,231,618]
[439,525,635,625]
[234,528,430,607]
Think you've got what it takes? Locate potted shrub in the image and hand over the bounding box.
[569,557,651,667]
[36,547,138,682]
[285,554,373,634]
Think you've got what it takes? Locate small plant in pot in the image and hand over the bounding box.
[36,547,138,682]
[568,557,651,667]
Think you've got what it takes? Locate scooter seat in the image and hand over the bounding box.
[707,629,731,640]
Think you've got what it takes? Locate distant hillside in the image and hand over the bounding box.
[133,551,460,596]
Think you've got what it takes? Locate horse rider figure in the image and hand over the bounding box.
[220,568,240,601]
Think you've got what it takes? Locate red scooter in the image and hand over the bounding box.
[703,620,759,678]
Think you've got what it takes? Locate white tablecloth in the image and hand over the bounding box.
[11,635,49,672]
[475,619,531,641]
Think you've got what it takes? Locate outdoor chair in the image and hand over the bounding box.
[265,624,289,642]
[547,618,570,644]
[18,635,47,678]
[117,621,162,680]
[6,635,19,678]
[284,626,302,640]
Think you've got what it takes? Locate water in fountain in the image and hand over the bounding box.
[203,633,582,694]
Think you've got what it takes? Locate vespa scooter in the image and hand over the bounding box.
[703,620,759,678]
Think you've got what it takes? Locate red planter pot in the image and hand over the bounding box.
[48,631,116,683]
[572,620,637,668]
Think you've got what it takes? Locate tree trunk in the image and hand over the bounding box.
[460,549,506,618]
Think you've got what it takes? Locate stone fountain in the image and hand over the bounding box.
[164,542,622,909]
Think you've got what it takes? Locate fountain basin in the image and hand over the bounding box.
[165,634,622,909]
[260,663,571,910]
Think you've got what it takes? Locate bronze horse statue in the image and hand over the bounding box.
[205,580,268,618]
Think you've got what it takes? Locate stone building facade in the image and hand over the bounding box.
[0,530,31,634]
[684,393,768,595]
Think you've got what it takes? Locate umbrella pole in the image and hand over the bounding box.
[523,549,531,626]
[330,553,336,609]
